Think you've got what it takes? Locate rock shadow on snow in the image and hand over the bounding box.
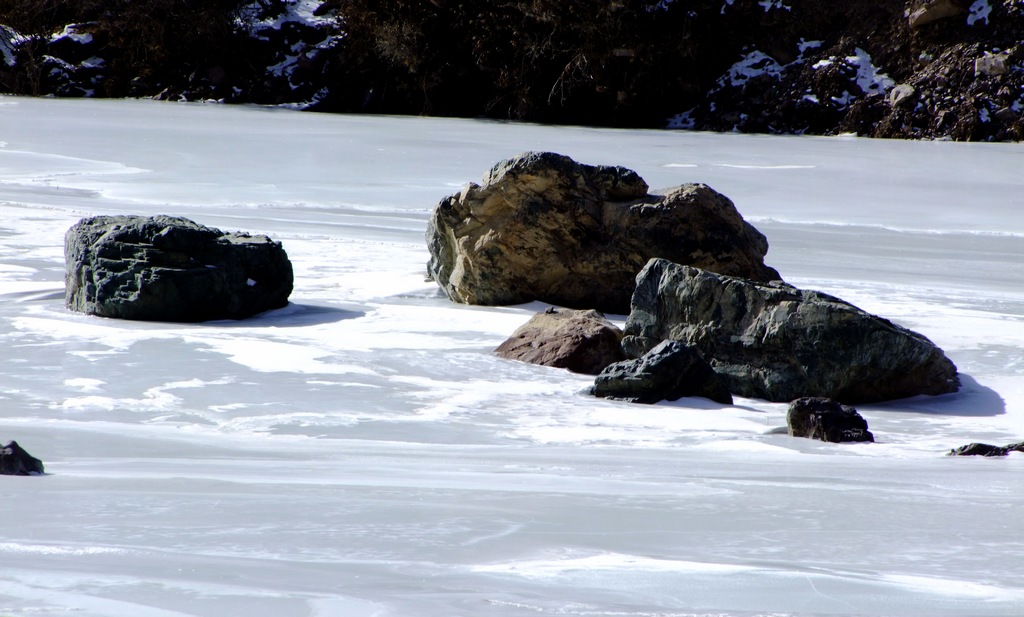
[198,302,366,329]
[866,373,1006,417]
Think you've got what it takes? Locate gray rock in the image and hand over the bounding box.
[787,397,874,443]
[495,307,626,375]
[1,441,44,475]
[591,339,733,405]
[426,152,779,314]
[888,84,917,108]
[622,259,960,404]
[975,52,1009,77]
[65,215,293,322]
[948,441,1024,457]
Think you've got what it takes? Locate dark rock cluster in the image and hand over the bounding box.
[0,1,341,108]
[470,152,961,417]
[672,1,1024,141]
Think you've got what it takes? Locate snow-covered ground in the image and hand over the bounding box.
[1,96,1022,617]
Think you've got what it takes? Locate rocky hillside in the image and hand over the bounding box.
[1,0,1021,141]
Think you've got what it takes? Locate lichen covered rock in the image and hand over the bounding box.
[427,152,779,314]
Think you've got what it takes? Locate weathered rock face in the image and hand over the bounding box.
[908,0,968,30]
[65,215,293,322]
[622,259,960,404]
[494,307,625,375]
[1,441,44,475]
[591,339,732,405]
[948,441,1024,457]
[426,152,779,314]
[787,397,875,443]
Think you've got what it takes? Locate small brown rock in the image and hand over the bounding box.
[495,307,626,375]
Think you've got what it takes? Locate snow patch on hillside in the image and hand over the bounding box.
[848,47,895,95]
[759,0,791,11]
[969,0,992,25]
[240,0,335,33]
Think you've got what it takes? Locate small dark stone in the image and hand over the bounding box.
[787,397,874,443]
[591,339,733,405]
[0,441,45,475]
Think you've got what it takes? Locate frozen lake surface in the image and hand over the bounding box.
[1,96,1023,616]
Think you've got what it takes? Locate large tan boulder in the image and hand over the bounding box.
[426,152,779,314]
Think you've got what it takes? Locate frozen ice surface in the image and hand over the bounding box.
[0,96,1022,616]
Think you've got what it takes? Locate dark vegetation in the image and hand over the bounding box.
[334,0,716,127]
[0,0,246,97]
[0,0,1022,140]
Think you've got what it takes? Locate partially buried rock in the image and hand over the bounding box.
[1,441,44,475]
[908,0,966,29]
[787,397,874,443]
[494,307,626,375]
[426,151,779,314]
[948,442,1024,457]
[622,259,960,404]
[591,339,733,405]
[65,215,293,322]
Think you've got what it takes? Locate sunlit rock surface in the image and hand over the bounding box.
[494,307,625,375]
[427,151,779,314]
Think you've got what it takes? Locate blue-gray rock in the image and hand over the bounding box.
[622,259,960,404]
[65,215,293,322]
[591,339,733,405]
